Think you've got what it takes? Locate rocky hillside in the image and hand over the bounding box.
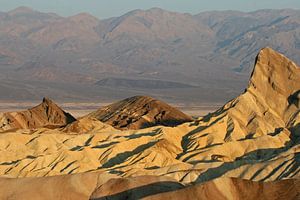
[86,96,193,130]
[182,47,300,150]
[0,48,299,199]
[1,8,300,103]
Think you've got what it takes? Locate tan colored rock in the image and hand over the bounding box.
[143,178,300,200]
[0,172,117,200]
[1,173,298,200]
[62,117,118,134]
[183,47,300,153]
[90,175,184,200]
[0,48,299,199]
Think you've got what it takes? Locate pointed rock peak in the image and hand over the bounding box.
[34,97,76,126]
[247,47,300,95]
[251,47,299,76]
[0,97,76,130]
[38,97,65,114]
[40,97,62,110]
[255,47,291,66]
[42,97,53,104]
[237,47,300,120]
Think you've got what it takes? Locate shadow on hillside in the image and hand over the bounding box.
[178,114,225,156]
[70,135,95,151]
[92,141,119,149]
[289,122,300,142]
[100,140,159,169]
[288,90,300,107]
[124,128,162,139]
[90,181,184,200]
[193,140,299,183]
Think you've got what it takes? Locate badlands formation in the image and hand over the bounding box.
[0,47,299,199]
[86,95,193,130]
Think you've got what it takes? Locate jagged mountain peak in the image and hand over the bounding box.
[249,47,299,86]
[0,98,75,131]
[246,47,300,115]
[184,48,300,150]
[248,47,294,89]
[37,97,62,110]
[42,97,53,104]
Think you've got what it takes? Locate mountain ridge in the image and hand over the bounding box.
[0,97,76,131]
[0,48,299,199]
[86,95,193,130]
[1,7,300,102]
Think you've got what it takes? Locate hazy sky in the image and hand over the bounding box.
[1,0,300,19]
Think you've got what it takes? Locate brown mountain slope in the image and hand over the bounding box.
[91,176,300,200]
[86,96,193,130]
[142,178,300,200]
[100,8,213,41]
[2,8,300,102]
[0,97,75,131]
[0,173,299,200]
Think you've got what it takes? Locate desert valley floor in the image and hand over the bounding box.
[0,48,299,199]
[0,102,220,118]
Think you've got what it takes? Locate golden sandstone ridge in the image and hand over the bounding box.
[0,48,299,199]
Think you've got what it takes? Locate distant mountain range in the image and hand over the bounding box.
[0,7,299,103]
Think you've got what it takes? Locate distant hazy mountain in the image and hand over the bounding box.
[0,7,299,103]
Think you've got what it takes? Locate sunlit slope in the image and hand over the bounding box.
[0,48,299,198]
